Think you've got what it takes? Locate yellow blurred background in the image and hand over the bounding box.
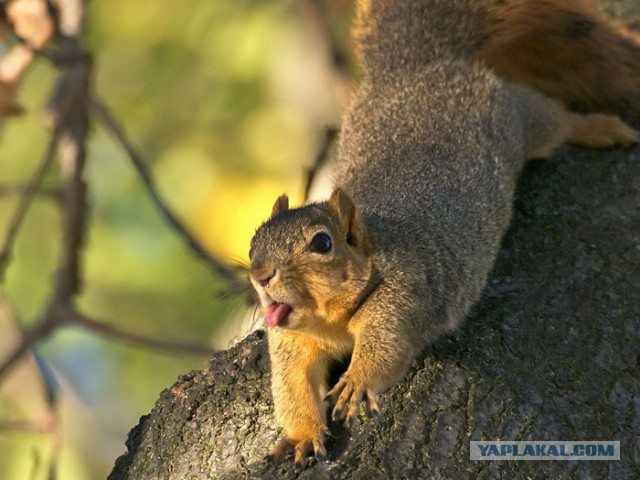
[0,0,352,477]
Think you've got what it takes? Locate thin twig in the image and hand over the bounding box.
[0,420,55,434]
[0,296,60,480]
[87,95,243,286]
[42,8,76,479]
[0,0,54,133]
[0,4,91,383]
[0,312,61,382]
[0,303,215,383]
[303,126,339,202]
[0,127,59,281]
[53,303,216,356]
[0,184,62,200]
[302,0,353,74]
[0,5,223,385]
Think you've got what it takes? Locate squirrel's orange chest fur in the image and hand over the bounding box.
[288,319,355,359]
[272,268,363,357]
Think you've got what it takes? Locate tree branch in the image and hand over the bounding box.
[0,310,62,382]
[55,304,216,356]
[303,126,338,202]
[0,184,62,200]
[0,0,54,130]
[0,1,228,388]
[87,96,245,288]
[51,58,90,301]
[0,127,59,281]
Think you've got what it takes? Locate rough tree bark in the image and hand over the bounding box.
[108,142,640,479]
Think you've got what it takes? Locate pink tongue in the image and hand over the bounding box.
[265,303,292,327]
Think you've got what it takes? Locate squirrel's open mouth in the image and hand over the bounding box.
[264,302,293,328]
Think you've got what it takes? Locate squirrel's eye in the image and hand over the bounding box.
[309,232,333,254]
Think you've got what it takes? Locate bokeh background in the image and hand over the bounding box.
[4,0,639,478]
[0,0,352,478]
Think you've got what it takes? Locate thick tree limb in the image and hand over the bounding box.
[108,145,640,479]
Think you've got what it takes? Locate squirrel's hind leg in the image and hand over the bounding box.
[479,0,640,120]
[563,111,638,149]
[517,89,638,159]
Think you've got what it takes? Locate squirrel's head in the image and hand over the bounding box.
[249,188,374,331]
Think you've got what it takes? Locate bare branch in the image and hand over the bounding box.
[0,127,59,282]
[302,0,353,74]
[0,295,61,480]
[4,0,54,50]
[0,0,54,131]
[303,126,338,202]
[0,0,90,383]
[0,299,214,383]
[53,304,216,357]
[0,184,61,201]
[87,96,244,287]
[0,419,55,434]
[51,60,90,301]
[0,311,61,382]
[50,0,83,37]
[1,0,223,386]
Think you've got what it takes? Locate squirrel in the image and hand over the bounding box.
[248,0,639,467]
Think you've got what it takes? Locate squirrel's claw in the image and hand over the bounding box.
[364,387,380,418]
[313,437,327,462]
[326,373,380,426]
[293,441,313,470]
[293,437,326,469]
[329,377,355,422]
[266,438,292,464]
[267,434,326,469]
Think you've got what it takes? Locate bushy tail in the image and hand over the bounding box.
[352,0,491,76]
[353,0,640,122]
[478,0,640,122]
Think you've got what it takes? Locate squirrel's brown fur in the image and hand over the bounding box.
[355,0,640,120]
[249,0,639,466]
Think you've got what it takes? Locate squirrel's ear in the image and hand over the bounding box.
[271,194,289,218]
[329,188,370,253]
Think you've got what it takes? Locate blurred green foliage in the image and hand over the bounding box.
[0,0,347,477]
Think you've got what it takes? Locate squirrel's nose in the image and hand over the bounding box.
[252,267,277,288]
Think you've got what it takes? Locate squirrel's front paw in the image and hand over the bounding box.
[266,432,327,469]
[324,372,380,427]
